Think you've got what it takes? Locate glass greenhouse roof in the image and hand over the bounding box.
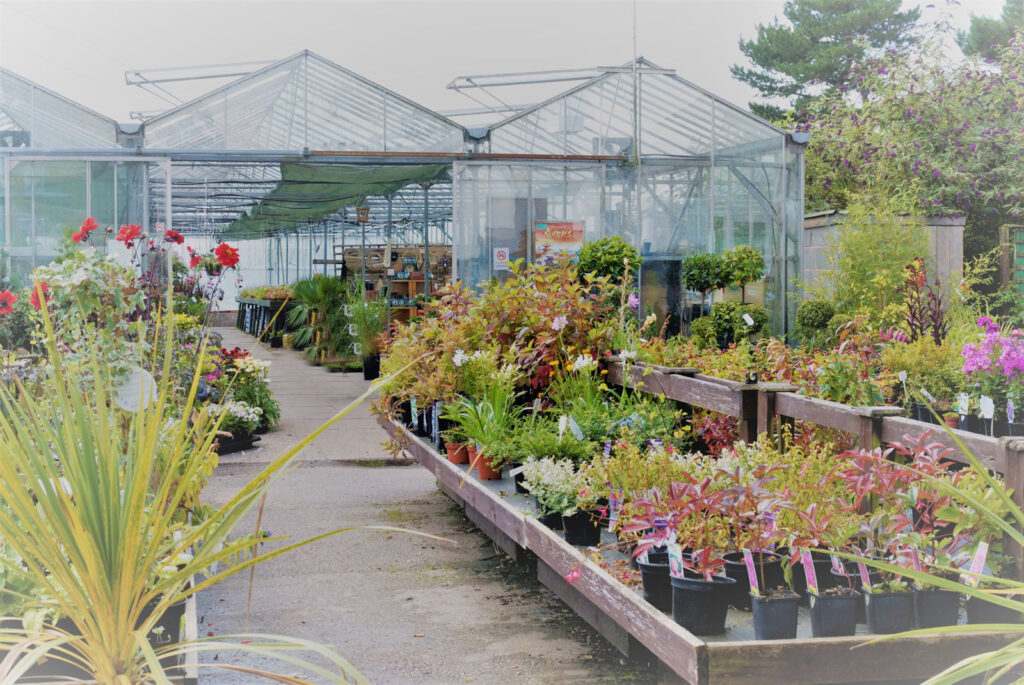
[144,51,467,153]
[488,58,786,160]
[0,68,118,149]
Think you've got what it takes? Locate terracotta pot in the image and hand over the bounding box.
[468,445,502,480]
[943,414,960,429]
[445,442,469,464]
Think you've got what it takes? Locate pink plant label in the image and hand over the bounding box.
[830,554,845,574]
[857,562,872,590]
[668,542,685,579]
[801,549,818,595]
[742,549,760,594]
[966,542,989,588]
[910,549,922,573]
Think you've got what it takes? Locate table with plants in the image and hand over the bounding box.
[374,241,1024,684]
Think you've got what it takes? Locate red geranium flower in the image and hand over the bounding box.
[214,242,240,269]
[164,229,184,244]
[116,224,142,246]
[71,217,98,243]
[29,281,51,311]
[0,290,17,315]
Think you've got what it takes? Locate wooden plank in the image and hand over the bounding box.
[523,518,706,684]
[609,363,742,416]
[774,393,865,435]
[536,558,631,654]
[705,631,1015,685]
[880,416,1007,472]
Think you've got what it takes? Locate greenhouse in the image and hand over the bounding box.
[0,50,803,331]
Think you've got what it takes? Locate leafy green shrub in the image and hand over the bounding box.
[576,235,642,285]
[681,253,729,295]
[690,301,769,350]
[723,245,766,299]
[795,299,837,348]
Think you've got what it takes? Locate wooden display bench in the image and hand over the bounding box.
[379,417,1015,685]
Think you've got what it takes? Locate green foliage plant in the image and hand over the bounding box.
[722,245,766,303]
[348,284,386,358]
[680,253,729,306]
[521,457,592,516]
[0,303,404,683]
[575,235,642,286]
[794,299,836,348]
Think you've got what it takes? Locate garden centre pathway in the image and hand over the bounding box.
[197,328,654,684]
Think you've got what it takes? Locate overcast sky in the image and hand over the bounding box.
[0,0,1006,126]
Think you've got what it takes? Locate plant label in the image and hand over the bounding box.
[742,549,760,594]
[742,313,755,327]
[348,323,358,337]
[351,342,361,355]
[507,464,527,477]
[898,370,907,383]
[1009,399,1016,424]
[966,542,989,588]
[410,397,417,420]
[647,438,663,450]
[801,549,818,595]
[343,304,353,317]
[980,396,995,420]
[668,542,686,579]
[857,561,872,590]
[910,549,922,573]
[567,416,584,441]
[558,415,568,438]
[532,398,542,415]
[921,388,935,404]
[957,393,970,416]
[431,406,439,439]
[830,554,845,574]
[603,441,612,457]
[608,493,620,528]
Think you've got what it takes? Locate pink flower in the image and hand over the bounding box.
[552,315,568,331]
[628,293,640,310]
[564,568,582,584]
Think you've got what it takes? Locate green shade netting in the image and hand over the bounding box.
[223,162,449,238]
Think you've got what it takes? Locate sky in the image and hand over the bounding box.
[0,0,1007,128]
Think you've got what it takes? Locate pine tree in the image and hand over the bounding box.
[957,0,1024,61]
[731,0,921,115]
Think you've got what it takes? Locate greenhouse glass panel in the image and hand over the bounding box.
[0,68,117,149]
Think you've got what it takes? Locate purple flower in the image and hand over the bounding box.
[628,293,640,310]
[932,169,941,181]
[552,315,568,331]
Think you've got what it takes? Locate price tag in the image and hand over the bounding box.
[857,561,872,590]
[957,393,970,416]
[668,542,686,579]
[980,396,995,420]
[965,542,989,588]
[743,549,760,595]
[801,549,818,596]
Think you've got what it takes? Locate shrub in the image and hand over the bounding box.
[795,299,837,347]
[576,235,641,285]
[723,245,766,297]
[680,253,729,296]
[690,301,769,350]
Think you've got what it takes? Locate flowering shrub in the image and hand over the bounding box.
[521,457,593,516]
[212,400,263,438]
[961,316,1024,418]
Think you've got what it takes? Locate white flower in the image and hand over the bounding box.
[452,349,470,367]
[571,354,596,372]
[619,350,637,360]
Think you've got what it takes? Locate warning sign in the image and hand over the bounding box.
[494,247,512,271]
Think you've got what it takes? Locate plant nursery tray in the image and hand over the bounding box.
[380,417,1017,685]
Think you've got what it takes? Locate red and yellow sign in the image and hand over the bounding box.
[534,221,584,266]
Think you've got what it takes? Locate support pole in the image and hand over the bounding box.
[423,183,431,296]
[322,220,328,275]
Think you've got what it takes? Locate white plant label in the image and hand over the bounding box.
[980,396,995,420]
[957,393,970,415]
[343,304,353,317]
[898,370,907,383]
[567,416,584,441]
[1009,399,1016,424]
[348,323,358,337]
[668,542,686,579]
[921,388,935,403]
[507,464,527,477]
[351,342,361,355]
[742,313,755,327]
[558,415,568,438]
[966,542,989,588]
[114,367,158,412]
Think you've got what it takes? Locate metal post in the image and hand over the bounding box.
[322,220,328,275]
[423,183,430,296]
[361,215,367,287]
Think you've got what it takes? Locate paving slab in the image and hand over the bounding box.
[197,328,655,684]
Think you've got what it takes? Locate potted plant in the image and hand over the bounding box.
[722,245,765,305]
[349,287,387,381]
[443,381,521,480]
[521,457,594,539]
[211,400,263,454]
[443,426,469,465]
[680,252,728,318]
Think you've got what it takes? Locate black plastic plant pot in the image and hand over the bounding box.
[723,551,784,611]
[393,400,411,427]
[505,462,529,494]
[361,353,381,381]
[562,509,602,546]
[670,574,736,635]
[637,560,673,612]
[913,588,960,628]
[966,594,1022,624]
[809,590,859,637]
[751,591,800,640]
[791,551,838,602]
[830,566,880,623]
[863,589,915,634]
[538,512,563,531]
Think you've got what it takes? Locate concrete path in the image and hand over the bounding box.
[197,328,654,684]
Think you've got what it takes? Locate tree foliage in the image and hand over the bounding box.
[731,0,921,112]
[957,0,1024,61]
[802,29,1024,258]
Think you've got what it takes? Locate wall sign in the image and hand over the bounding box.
[534,221,584,266]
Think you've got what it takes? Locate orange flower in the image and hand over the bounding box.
[71,217,98,243]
